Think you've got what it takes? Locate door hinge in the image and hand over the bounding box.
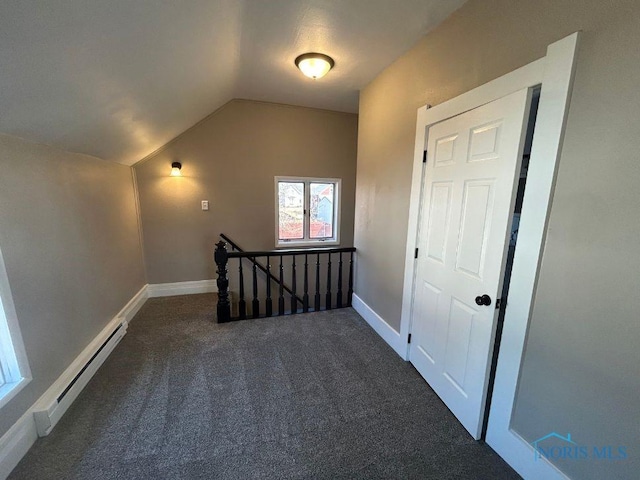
[408,333,412,344]
[414,248,419,259]
[496,298,504,310]
[422,150,428,163]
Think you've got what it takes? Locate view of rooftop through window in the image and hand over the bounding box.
[278,182,305,240]
[277,179,337,243]
[310,183,334,239]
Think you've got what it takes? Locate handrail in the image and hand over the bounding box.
[218,233,303,304]
[227,246,356,258]
[220,233,356,258]
[214,237,355,322]
[219,233,243,251]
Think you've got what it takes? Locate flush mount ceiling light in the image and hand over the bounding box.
[170,161,182,177]
[295,53,334,79]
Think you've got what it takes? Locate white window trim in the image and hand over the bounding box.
[0,244,31,410]
[274,176,341,248]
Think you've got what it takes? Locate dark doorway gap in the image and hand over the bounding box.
[481,86,541,440]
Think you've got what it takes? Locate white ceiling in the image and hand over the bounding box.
[0,0,465,165]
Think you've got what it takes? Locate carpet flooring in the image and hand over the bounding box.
[9,294,520,479]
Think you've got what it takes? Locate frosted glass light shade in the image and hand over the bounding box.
[170,162,182,176]
[295,53,334,79]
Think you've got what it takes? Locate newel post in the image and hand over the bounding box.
[215,241,231,323]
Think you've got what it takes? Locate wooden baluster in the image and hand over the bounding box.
[252,259,259,318]
[303,254,309,313]
[337,252,344,308]
[265,255,273,317]
[278,255,285,316]
[214,241,230,323]
[314,253,321,311]
[325,253,332,310]
[238,258,246,320]
[291,255,297,314]
[348,251,354,307]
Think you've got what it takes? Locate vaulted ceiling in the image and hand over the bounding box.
[0,0,465,165]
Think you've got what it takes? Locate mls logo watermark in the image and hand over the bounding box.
[531,432,628,461]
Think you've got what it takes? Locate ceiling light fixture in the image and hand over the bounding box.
[170,162,182,177]
[295,53,334,79]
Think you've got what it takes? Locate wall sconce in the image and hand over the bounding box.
[170,162,182,177]
[295,53,334,79]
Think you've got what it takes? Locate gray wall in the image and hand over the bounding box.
[354,1,639,478]
[0,134,146,438]
[135,99,358,284]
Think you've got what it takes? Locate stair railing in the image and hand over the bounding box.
[214,240,355,323]
[219,233,303,309]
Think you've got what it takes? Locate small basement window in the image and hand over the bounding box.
[275,176,341,247]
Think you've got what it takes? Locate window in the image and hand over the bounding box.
[275,176,341,247]
[0,246,30,409]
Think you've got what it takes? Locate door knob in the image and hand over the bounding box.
[475,294,492,306]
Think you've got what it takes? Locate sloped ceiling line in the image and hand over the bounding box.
[0,0,466,165]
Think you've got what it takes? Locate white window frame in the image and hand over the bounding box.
[0,244,31,409]
[274,176,341,248]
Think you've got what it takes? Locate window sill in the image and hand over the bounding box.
[0,377,30,410]
[276,239,340,249]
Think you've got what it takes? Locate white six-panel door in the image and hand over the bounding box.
[409,88,532,439]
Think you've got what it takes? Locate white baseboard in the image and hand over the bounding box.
[487,428,572,480]
[147,280,217,298]
[0,284,148,480]
[32,317,127,437]
[352,293,406,359]
[0,410,37,480]
[117,284,148,323]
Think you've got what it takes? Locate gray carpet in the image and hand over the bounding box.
[10,294,520,479]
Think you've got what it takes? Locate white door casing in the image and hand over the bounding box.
[485,33,580,480]
[399,33,580,480]
[409,88,532,440]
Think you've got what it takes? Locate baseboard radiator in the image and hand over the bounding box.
[32,319,128,437]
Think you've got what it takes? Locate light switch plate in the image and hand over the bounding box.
[201,200,209,211]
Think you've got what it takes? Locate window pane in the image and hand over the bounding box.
[278,182,304,240]
[310,183,334,239]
